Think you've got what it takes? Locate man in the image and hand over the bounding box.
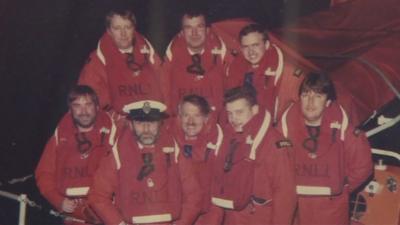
[79,8,163,117]
[161,8,227,117]
[278,73,372,225]
[225,23,284,122]
[211,86,296,224]
[88,100,181,225]
[35,85,114,225]
[173,94,224,225]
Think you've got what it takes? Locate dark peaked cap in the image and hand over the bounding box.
[123,100,169,121]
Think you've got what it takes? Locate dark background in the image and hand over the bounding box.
[0,0,333,224]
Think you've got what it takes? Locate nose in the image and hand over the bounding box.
[80,106,89,114]
[192,28,198,36]
[187,116,194,124]
[121,28,127,37]
[307,95,315,107]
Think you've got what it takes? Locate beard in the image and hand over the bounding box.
[135,132,159,146]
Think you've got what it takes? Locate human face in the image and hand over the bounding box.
[107,15,135,51]
[300,90,330,126]
[179,102,208,139]
[240,32,267,66]
[226,98,258,132]
[70,95,98,132]
[132,120,161,146]
[181,15,207,53]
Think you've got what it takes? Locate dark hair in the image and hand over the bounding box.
[67,85,99,107]
[299,72,337,101]
[238,23,269,42]
[180,94,211,116]
[181,7,209,27]
[105,8,136,28]
[224,86,257,106]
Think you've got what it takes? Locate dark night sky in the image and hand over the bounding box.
[0,0,330,223]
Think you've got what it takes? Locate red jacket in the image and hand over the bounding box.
[225,43,284,122]
[79,32,162,113]
[172,119,224,225]
[88,126,182,225]
[279,102,373,225]
[212,109,296,225]
[161,29,227,117]
[35,111,114,223]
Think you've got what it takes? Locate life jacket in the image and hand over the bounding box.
[54,111,114,223]
[111,127,182,224]
[225,42,284,122]
[173,119,224,212]
[164,30,227,115]
[211,110,272,210]
[280,102,349,196]
[97,32,164,113]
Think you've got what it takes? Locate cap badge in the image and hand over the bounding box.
[142,102,151,114]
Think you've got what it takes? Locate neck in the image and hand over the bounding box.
[185,135,198,141]
[119,46,133,53]
[78,126,94,133]
[188,47,204,55]
[304,119,321,127]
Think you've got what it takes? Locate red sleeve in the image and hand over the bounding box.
[78,52,112,111]
[344,130,373,192]
[88,154,124,225]
[174,157,203,225]
[35,135,65,211]
[264,131,297,225]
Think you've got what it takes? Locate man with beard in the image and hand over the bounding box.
[278,73,372,225]
[35,85,114,225]
[88,100,181,225]
[225,23,284,123]
[161,7,227,118]
[172,94,224,225]
[78,7,163,119]
[211,86,296,225]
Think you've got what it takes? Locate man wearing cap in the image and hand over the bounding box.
[161,7,227,117]
[225,23,284,122]
[88,100,181,225]
[172,94,224,225]
[35,85,114,225]
[278,73,372,225]
[78,7,163,118]
[211,86,296,225]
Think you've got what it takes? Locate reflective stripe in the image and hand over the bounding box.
[96,41,106,65]
[273,44,284,86]
[249,110,271,160]
[65,186,90,197]
[296,185,331,195]
[338,105,348,141]
[131,213,172,224]
[211,197,234,209]
[112,138,122,170]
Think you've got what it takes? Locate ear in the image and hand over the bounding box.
[251,104,259,115]
[326,100,332,107]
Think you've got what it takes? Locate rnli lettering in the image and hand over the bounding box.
[178,87,213,99]
[296,163,330,178]
[118,84,150,96]
[62,166,90,179]
[131,191,169,204]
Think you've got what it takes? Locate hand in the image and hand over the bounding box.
[61,198,77,213]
